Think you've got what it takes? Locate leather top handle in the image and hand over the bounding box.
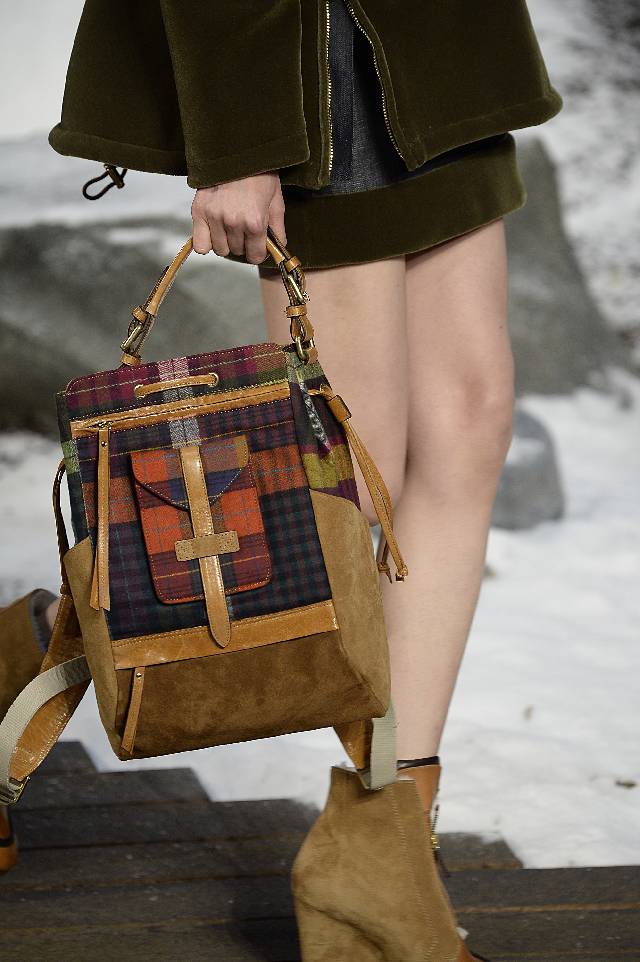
[120,225,317,366]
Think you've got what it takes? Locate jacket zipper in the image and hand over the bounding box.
[342,1,405,161]
[324,1,334,176]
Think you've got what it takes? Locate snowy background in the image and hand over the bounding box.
[0,0,638,870]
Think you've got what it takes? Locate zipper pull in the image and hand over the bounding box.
[89,422,111,610]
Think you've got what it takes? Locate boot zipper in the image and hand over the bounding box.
[324,1,334,176]
[343,1,405,161]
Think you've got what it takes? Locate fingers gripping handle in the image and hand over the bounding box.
[121,227,316,365]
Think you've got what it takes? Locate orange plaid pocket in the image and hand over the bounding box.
[130,435,271,604]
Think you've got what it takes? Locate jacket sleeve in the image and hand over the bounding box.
[159,0,310,188]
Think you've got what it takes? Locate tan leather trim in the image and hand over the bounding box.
[120,352,142,367]
[180,445,232,648]
[10,594,88,783]
[139,233,290,321]
[70,380,289,437]
[457,942,478,962]
[134,373,220,398]
[175,530,239,562]
[397,764,441,814]
[89,425,111,610]
[333,718,374,771]
[120,667,145,755]
[112,599,338,669]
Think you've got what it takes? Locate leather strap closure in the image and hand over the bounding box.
[179,445,233,648]
[121,667,146,756]
[89,424,111,610]
[134,373,219,399]
[175,530,239,562]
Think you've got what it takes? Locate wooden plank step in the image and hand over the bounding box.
[10,798,318,849]
[449,865,640,962]
[440,832,523,871]
[2,837,302,893]
[10,810,521,874]
[19,768,209,810]
[0,874,295,932]
[1,832,522,896]
[0,917,301,962]
[0,866,638,961]
[37,740,95,775]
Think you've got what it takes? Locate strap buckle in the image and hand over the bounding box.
[120,308,154,357]
[0,776,29,806]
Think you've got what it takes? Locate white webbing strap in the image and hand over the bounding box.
[0,655,90,804]
[357,698,398,791]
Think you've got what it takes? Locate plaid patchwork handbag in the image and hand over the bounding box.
[0,228,407,805]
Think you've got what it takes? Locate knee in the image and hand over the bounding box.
[454,376,515,464]
[410,374,515,486]
[463,378,515,455]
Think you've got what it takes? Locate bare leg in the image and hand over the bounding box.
[260,223,513,763]
[388,218,514,758]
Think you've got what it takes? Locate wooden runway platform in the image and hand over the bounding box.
[0,742,637,961]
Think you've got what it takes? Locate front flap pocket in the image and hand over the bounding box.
[131,435,271,607]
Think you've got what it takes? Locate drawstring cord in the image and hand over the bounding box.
[82,164,127,201]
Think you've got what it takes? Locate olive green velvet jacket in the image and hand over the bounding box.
[49,0,562,190]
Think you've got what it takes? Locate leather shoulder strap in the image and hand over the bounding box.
[0,652,90,804]
[0,464,91,804]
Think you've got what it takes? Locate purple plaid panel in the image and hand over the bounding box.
[61,342,288,422]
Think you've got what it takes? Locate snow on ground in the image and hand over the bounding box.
[529,0,640,335]
[1,368,638,869]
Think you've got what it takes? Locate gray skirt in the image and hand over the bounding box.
[257,0,526,271]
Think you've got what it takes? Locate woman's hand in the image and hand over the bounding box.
[191,171,287,264]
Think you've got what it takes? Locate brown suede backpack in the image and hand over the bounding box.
[0,229,405,805]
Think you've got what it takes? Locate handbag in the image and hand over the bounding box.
[0,228,407,805]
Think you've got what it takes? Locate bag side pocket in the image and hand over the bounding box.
[130,434,272,606]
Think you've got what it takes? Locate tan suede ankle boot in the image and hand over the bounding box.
[0,588,55,874]
[292,764,482,962]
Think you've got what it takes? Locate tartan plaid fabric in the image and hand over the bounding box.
[62,342,288,422]
[283,344,361,509]
[57,339,362,641]
[131,436,271,603]
[75,398,332,640]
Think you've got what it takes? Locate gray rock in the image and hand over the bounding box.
[0,135,628,438]
[0,221,268,435]
[492,404,565,529]
[506,137,627,396]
